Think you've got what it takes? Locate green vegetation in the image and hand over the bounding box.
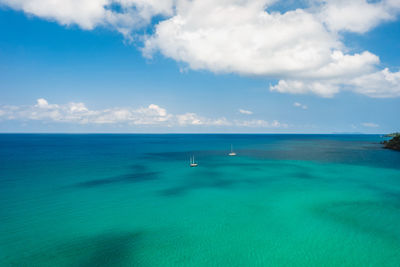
[382,133,400,151]
[384,132,400,137]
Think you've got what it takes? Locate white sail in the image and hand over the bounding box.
[190,155,198,167]
[229,144,237,156]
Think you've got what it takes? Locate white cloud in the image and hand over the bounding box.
[361,122,379,128]
[0,0,108,30]
[0,99,173,125]
[2,0,400,97]
[143,0,400,98]
[143,1,340,76]
[176,113,204,125]
[234,119,288,128]
[68,102,89,113]
[239,109,253,115]
[293,102,308,110]
[0,98,287,129]
[318,0,400,34]
[272,66,400,98]
[36,98,49,108]
[0,0,175,35]
[176,113,232,126]
[272,80,340,97]
[349,68,400,98]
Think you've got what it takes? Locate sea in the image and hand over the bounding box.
[0,134,400,266]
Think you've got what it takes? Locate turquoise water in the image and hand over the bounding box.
[1,134,400,266]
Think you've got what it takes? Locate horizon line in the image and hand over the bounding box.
[0,132,387,135]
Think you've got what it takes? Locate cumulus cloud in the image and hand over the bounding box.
[272,80,340,97]
[176,113,204,125]
[176,113,232,126]
[293,102,308,110]
[0,99,173,125]
[349,68,400,98]
[361,122,379,128]
[272,66,400,98]
[143,0,400,98]
[235,119,288,128]
[0,0,175,35]
[143,0,339,76]
[239,109,253,115]
[0,98,286,129]
[318,0,400,34]
[2,0,400,97]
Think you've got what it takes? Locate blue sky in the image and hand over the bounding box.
[0,0,399,133]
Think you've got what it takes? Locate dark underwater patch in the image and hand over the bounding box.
[7,231,143,266]
[79,232,142,267]
[71,164,159,189]
[159,169,265,197]
[293,172,316,180]
[312,200,400,244]
[361,184,400,202]
[159,170,235,196]
[75,171,159,188]
[142,150,226,161]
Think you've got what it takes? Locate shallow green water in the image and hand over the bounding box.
[1,134,400,266]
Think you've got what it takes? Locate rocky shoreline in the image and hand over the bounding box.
[382,134,400,151]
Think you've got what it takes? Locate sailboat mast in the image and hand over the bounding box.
[228,144,237,156]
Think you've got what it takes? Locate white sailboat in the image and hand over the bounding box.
[228,144,237,156]
[190,155,198,167]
